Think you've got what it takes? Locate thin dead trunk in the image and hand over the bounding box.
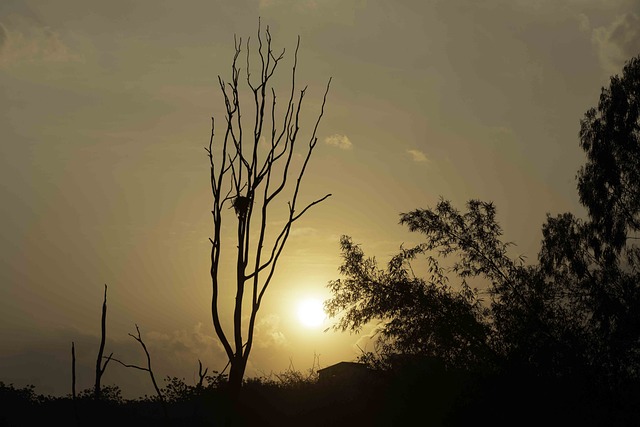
[71,341,79,425]
[71,341,76,400]
[94,284,112,399]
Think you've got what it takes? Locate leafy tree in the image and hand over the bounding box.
[542,54,640,385]
[578,55,640,255]
[206,22,331,392]
[327,200,637,390]
[400,200,584,375]
[327,199,591,376]
[327,200,511,371]
[538,208,640,387]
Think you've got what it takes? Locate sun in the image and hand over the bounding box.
[296,298,326,329]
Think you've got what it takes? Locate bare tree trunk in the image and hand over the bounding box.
[71,341,76,400]
[94,284,112,399]
[228,356,246,395]
[71,341,79,425]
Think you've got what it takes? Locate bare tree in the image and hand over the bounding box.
[112,324,169,420]
[196,359,208,390]
[94,284,113,399]
[206,21,331,392]
[71,341,77,400]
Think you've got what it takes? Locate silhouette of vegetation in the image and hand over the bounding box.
[578,55,640,255]
[325,227,494,371]
[206,19,331,393]
[325,54,640,425]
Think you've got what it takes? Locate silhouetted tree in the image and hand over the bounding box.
[206,21,331,392]
[578,54,640,256]
[94,284,113,399]
[111,324,169,420]
[328,201,640,390]
[326,200,507,371]
[327,199,587,374]
[398,200,574,375]
[537,56,640,386]
[537,211,640,388]
[71,342,76,400]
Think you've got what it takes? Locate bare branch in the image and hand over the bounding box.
[110,357,148,372]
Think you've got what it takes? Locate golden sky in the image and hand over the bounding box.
[1,0,639,398]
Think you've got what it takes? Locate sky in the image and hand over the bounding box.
[1,0,639,398]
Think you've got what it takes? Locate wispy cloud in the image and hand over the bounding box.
[324,134,353,150]
[592,13,640,75]
[0,22,81,68]
[406,149,428,163]
[254,314,287,349]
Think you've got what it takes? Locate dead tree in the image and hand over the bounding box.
[71,341,77,400]
[112,324,169,420]
[206,21,331,392]
[94,284,112,399]
[197,359,208,389]
[71,341,79,424]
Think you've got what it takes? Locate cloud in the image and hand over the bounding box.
[577,13,591,33]
[144,323,224,362]
[324,134,353,150]
[0,21,81,68]
[592,13,640,75]
[406,149,428,163]
[254,314,288,349]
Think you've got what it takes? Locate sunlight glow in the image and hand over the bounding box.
[296,298,326,329]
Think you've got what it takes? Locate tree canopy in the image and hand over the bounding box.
[578,55,640,256]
